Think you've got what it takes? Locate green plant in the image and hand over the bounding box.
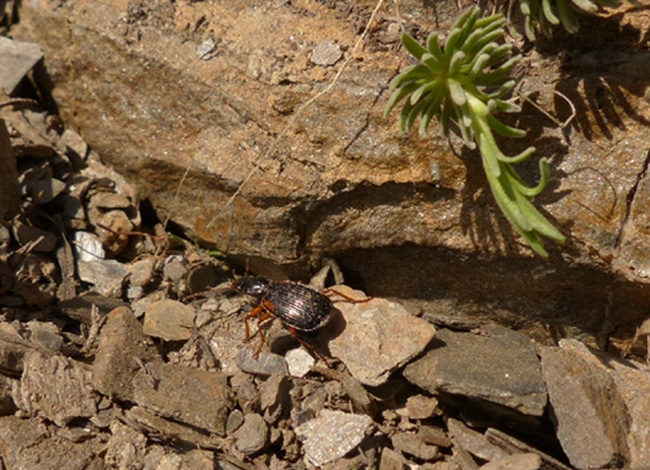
[386,6,565,256]
[519,0,620,39]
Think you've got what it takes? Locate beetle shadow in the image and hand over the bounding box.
[318,307,347,347]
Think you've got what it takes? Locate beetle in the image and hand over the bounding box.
[232,275,366,363]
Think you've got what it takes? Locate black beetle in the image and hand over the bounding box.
[233,276,366,363]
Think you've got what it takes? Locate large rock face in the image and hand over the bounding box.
[12,0,650,343]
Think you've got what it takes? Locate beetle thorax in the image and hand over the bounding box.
[233,276,271,297]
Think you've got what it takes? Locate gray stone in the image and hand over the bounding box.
[28,177,66,204]
[479,453,542,470]
[406,394,440,420]
[13,219,58,252]
[104,420,148,470]
[419,425,452,448]
[0,37,43,94]
[73,231,105,262]
[403,327,547,416]
[391,432,440,461]
[295,409,373,467]
[379,447,406,470]
[259,372,290,424]
[77,258,129,297]
[285,347,315,377]
[447,418,508,462]
[237,346,289,376]
[541,345,630,469]
[133,361,232,435]
[13,350,97,426]
[233,413,268,455]
[25,320,63,352]
[60,128,88,160]
[143,299,196,341]
[328,286,435,386]
[92,306,160,401]
[310,40,342,66]
[226,409,244,434]
[128,258,155,289]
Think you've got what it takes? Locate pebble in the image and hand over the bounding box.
[309,41,342,66]
[143,299,195,341]
[285,347,314,377]
[541,344,630,468]
[295,409,373,467]
[132,361,232,435]
[259,372,290,424]
[447,418,508,462]
[60,128,88,161]
[13,219,58,252]
[0,37,44,94]
[233,413,268,455]
[391,431,439,461]
[13,350,97,426]
[92,306,160,401]
[406,394,440,420]
[24,320,63,352]
[379,447,406,470]
[403,326,547,416]
[77,259,129,297]
[328,286,435,386]
[479,453,542,470]
[73,231,105,261]
[226,409,244,434]
[236,346,289,376]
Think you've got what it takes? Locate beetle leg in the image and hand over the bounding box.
[322,288,373,304]
[288,326,332,368]
[244,305,265,341]
[252,311,273,358]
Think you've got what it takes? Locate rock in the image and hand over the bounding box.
[27,176,67,204]
[540,345,630,468]
[0,37,43,95]
[143,299,195,341]
[0,416,104,470]
[77,259,129,297]
[479,453,542,470]
[73,231,105,261]
[285,347,315,377]
[12,217,58,252]
[24,320,63,352]
[58,292,126,325]
[310,41,342,66]
[418,426,452,448]
[447,418,508,462]
[226,409,244,434]
[237,346,289,377]
[406,394,440,420]
[231,371,261,415]
[391,432,440,461]
[132,361,232,435]
[0,375,17,415]
[327,286,435,386]
[0,326,36,375]
[128,257,155,288]
[403,327,547,416]
[379,447,406,470]
[233,413,268,455]
[13,350,98,426]
[295,409,373,467]
[60,128,88,161]
[259,372,290,424]
[92,306,160,401]
[104,420,148,470]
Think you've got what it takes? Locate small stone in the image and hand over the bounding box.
[391,432,440,461]
[310,41,342,66]
[13,350,97,426]
[104,420,148,469]
[480,453,542,470]
[96,210,134,255]
[286,347,315,377]
[403,327,547,416]
[92,306,160,401]
[77,259,128,297]
[60,128,88,161]
[0,37,44,94]
[29,177,67,204]
[226,409,244,434]
[541,345,630,468]
[237,346,289,376]
[260,372,290,424]
[25,321,63,352]
[233,413,268,455]
[163,255,187,283]
[418,425,452,448]
[231,372,261,414]
[327,286,435,386]
[143,299,196,341]
[379,447,406,470]
[73,231,105,261]
[406,394,440,420]
[13,219,58,252]
[447,418,508,462]
[295,409,373,467]
[132,361,232,435]
[90,191,132,209]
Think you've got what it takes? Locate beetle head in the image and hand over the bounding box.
[232,276,271,297]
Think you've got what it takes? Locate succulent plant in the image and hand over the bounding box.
[386,6,565,256]
[519,0,620,39]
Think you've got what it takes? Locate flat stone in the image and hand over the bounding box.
[58,292,126,325]
[391,432,440,461]
[0,416,104,470]
[403,327,547,416]
[419,425,452,448]
[379,447,407,470]
[310,40,342,66]
[259,372,290,424]
[447,418,508,462]
[24,320,63,352]
[328,286,435,386]
[0,37,44,94]
[285,347,315,377]
[78,259,129,297]
[406,394,440,420]
[60,128,88,160]
[480,453,543,470]
[29,177,66,204]
[132,361,232,435]
[90,191,132,209]
[237,346,289,376]
[143,299,195,341]
[73,231,105,262]
[540,345,630,468]
[104,420,148,469]
[13,350,97,426]
[295,409,373,467]
[92,306,160,401]
[233,413,268,455]
[13,219,58,252]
